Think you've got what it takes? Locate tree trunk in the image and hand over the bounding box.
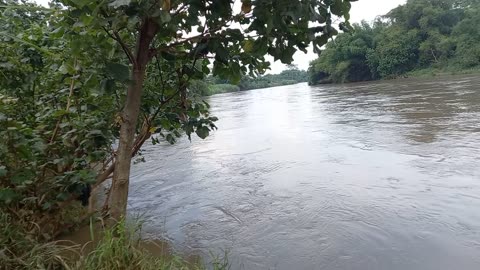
[108,18,158,223]
[109,68,146,222]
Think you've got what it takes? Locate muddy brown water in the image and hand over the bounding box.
[129,75,480,270]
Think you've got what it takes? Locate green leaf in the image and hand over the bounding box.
[330,0,343,16]
[0,188,18,204]
[215,46,229,64]
[243,40,254,53]
[165,133,175,144]
[161,51,176,61]
[0,166,7,177]
[342,2,351,20]
[195,126,210,139]
[42,202,53,210]
[11,169,34,185]
[159,11,171,24]
[100,79,116,94]
[252,38,269,56]
[58,63,71,74]
[56,192,70,201]
[106,62,130,82]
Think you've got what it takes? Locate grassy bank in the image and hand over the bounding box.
[189,78,306,97]
[189,80,240,96]
[0,212,228,270]
[189,67,308,96]
[208,84,241,95]
[309,67,480,86]
[406,66,480,78]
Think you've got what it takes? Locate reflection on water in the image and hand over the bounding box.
[129,75,480,270]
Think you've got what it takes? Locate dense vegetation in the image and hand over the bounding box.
[190,66,308,96]
[0,0,351,268]
[239,66,308,90]
[308,0,480,84]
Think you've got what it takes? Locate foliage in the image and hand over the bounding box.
[0,1,352,268]
[0,210,79,269]
[308,0,480,84]
[208,84,241,95]
[79,220,229,270]
[53,0,353,221]
[189,80,239,96]
[239,66,308,90]
[189,66,307,96]
[0,212,228,269]
[1,0,352,236]
[368,26,421,78]
[0,0,117,236]
[0,0,351,267]
[451,4,480,67]
[308,22,377,84]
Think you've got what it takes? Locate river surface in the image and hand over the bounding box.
[129,75,480,270]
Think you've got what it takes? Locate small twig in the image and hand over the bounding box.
[102,26,136,65]
[172,3,188,17]
[50,59,77,144]
[102,188,111,214]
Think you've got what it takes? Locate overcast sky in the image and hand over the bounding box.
[35,0,407,73]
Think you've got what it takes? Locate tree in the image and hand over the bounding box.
[1,0,119,235]
[451,4,480,67]
[56,0,353,222]
[308,22,377,84]
[368,26,421,77]
[308,0,480,85]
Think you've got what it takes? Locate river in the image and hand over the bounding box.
[129,75,480,270]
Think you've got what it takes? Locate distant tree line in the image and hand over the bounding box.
[308,0,480,85]
[190,66,308,96]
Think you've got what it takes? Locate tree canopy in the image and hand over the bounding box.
[308,0,480,85]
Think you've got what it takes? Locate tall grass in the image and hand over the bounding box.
[78,219,227,270]
[0,211,79,269]
[0,211,229,270]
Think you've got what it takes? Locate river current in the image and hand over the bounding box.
[129,75,480,270]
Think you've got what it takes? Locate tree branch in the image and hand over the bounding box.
[149,27,222,59]
[102,26,136,65]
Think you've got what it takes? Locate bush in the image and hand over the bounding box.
[188,81,239,96]
[208,84,240,95]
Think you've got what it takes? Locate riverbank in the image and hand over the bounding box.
[205,79,302,96]
[0,213,227,270]
[405,67,480,78]
[309,67,480,86]
[191,68,308,96]
[192,79,307,97]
